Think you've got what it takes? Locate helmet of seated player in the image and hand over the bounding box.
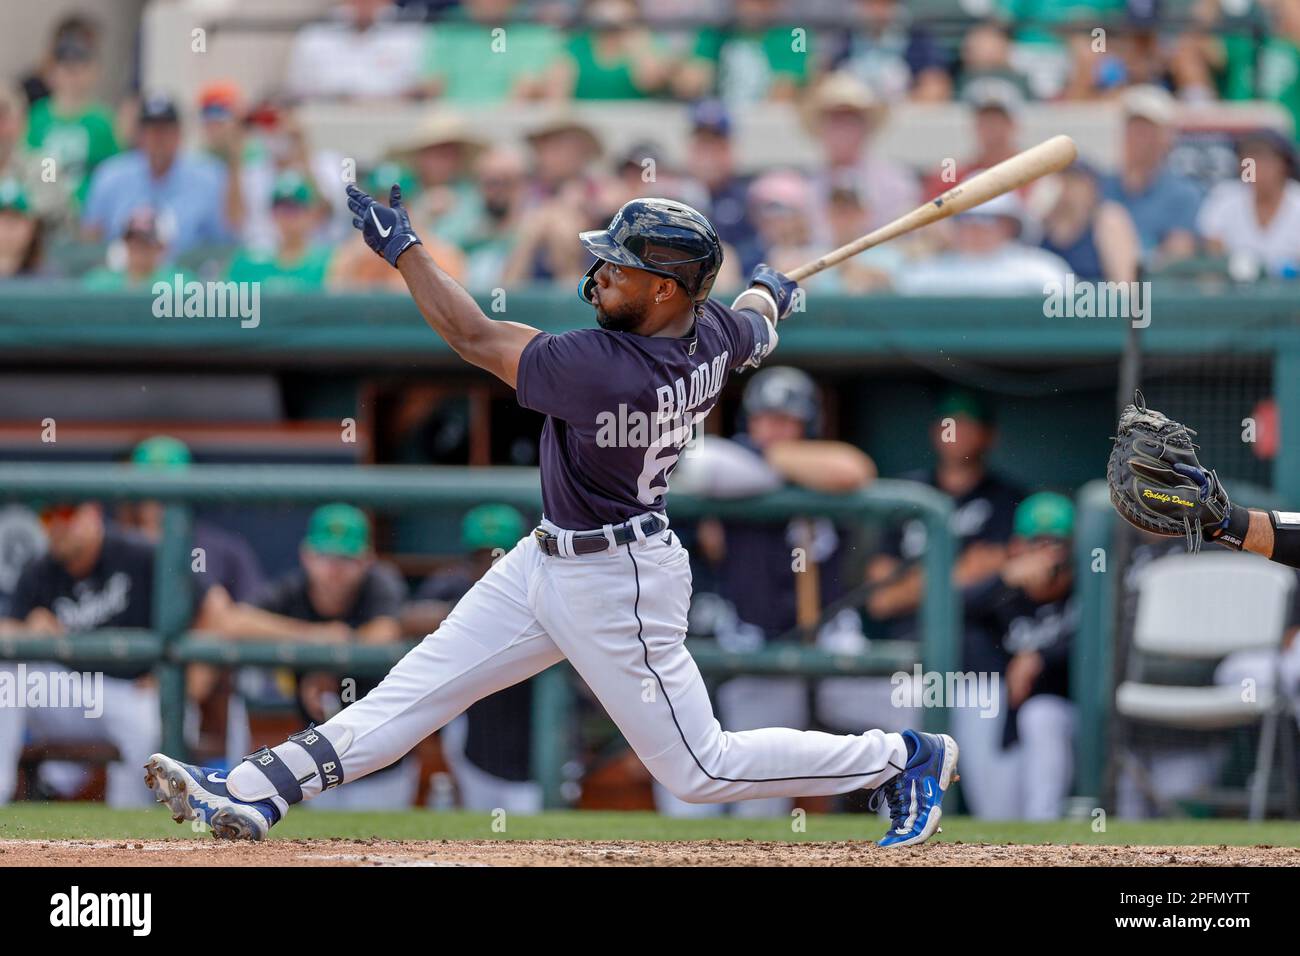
[577,198,723,308]
[741,366,821,439]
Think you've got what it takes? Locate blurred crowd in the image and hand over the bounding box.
[2,0,1300,292]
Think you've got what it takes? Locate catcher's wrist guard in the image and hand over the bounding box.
[1108,391,1234,553]
[1268,511,1300,567]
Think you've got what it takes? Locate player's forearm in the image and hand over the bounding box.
[396,245,537,385]
[764,440,876,492]
[397,245,495,356]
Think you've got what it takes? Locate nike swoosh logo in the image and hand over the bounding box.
[206,772,227,785]
[923,778,935,799]
[661,533,673,545]
[370,207,392,238]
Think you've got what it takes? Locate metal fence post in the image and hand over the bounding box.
[919,502,958,734]
[153,503,193,759]
[530,663,573,809]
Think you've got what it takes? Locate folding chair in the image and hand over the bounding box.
[1115,552,1297,820]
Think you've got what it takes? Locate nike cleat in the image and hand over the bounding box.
[144,753,278,841]
[876,730,959,848]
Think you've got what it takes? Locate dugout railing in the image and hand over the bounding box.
[0,464,957,809]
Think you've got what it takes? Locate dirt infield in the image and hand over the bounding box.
[3,838,1298,866]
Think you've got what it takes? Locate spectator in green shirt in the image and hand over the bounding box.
[423,0,568,102]
[23,35,118,211]
[562,0,675,99]
[1219,0,1300,145]
[82,207,172,291]
[675,0,813,103]
[226,172,332,291]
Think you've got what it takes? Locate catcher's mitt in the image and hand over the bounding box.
[1107,391,1234,552]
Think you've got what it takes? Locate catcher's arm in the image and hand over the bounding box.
[1107,394,1297,564]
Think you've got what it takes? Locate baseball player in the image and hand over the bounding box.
[143,185,958,847]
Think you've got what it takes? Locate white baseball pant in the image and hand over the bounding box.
[229,521,907,808]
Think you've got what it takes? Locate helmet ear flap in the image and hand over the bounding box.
[578,261,602,304]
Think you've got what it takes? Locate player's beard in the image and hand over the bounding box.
[594,298,645,333]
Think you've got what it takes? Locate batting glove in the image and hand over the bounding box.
[346,183,422,267]
[748,263,798,320]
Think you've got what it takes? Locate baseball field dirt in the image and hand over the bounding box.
[2,837,1299,867]
[3,806,1299,866]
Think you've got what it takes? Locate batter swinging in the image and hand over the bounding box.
[144,186,958,848]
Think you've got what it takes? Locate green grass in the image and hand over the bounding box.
[2,803,1298,846]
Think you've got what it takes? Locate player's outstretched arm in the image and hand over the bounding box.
[347,184,539,387]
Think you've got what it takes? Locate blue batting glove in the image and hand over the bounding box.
[749,263,798,320]
[346,183,422,267]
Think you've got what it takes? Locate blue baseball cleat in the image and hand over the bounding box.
[144,753,279,841]
[876,730,959,848]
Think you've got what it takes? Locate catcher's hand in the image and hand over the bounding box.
[1107,391,1236,551]
[346,183,422,267]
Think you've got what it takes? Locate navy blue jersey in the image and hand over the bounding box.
[516,299,771,530]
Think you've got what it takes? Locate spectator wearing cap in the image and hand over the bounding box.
[958,491,1078,820]
[251,503,414,809]
[823,0,953,102]
[391,114,486,250]
[1197,129,1300,278]
[401,504,543,811]
[920,76,1025,201]
[227,172,333,291]
[0,178,43,278]
[748,168,819,277]
[82,208,172,290]
[684,99,764,276]
[421,0,568,102]
[285,0,425,102]
[220,94,348,253]
[805,72,920,237]
[1100,84,1202,267]
[17,13,101,109]
[116,437,264,602]
[676,0,813,103]
[520,111,603,206]
[895,192,1070,295]
[866,391,1025,759]
[505,112,608,284]
[23,30,119,211]
[1039,160,1140,283]
[82,95,233,257]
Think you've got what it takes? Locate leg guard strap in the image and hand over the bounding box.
[243,746,304,804]
[288,726,345,792]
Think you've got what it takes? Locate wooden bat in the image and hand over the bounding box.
[787,134,1078,283]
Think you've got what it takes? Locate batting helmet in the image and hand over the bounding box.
[578,198,723,307]
[741,366,821,437]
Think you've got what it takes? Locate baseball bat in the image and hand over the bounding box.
[787,134,1079,282]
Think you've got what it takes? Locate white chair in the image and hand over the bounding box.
[1115,552,1297,820]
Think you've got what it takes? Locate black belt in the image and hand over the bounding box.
[533,515,667,557]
